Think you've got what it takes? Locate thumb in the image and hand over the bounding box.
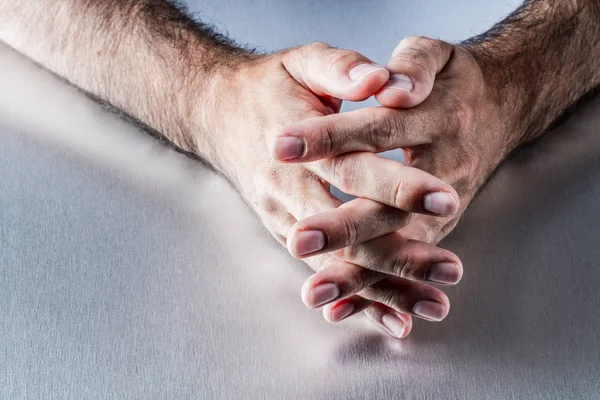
[281,42,389,102]
[376,36,453,108]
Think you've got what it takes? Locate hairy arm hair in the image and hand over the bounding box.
[463,0,600,147]
[0,0,255,155]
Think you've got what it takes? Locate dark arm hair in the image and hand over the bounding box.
[463,0,600,147]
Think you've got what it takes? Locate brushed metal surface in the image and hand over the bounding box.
[2,1,600,399]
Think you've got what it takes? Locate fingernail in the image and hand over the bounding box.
[426,262,461,285]
[384,74,414,92]
[294,230,326,256]
[381,313,405,338]
[423,192,458,215]
[330,302,355,321]
[348,63,385,82]
[310,283,340,307]
[412,300,446,321]
[273,136,305,161]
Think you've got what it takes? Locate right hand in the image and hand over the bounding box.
[195,42,463,338]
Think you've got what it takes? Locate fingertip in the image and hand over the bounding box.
[346,64,389,101]
[368,304,413,339]
[398,313,413,338]
[301,277,341,309]
[274,119,331,164]
[443,255,464,285]
[270,135,306,162]
[426,262,463,286]
[286,228,327,258]
[324,300,356,323]
[375,80,418,108]
[422,191,460,216]
[448,185,461,209]
[285,225,298,256]
[412,289,451,322]
[300,279,313,308]
[455,258,464,283]
[375,72,434,109]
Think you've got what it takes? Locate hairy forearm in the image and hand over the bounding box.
[0,0,248,156]
[463,0,600,148]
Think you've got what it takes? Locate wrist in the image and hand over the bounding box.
[179,48,258,165]
[187,51,267,180]
[462,43,529,154]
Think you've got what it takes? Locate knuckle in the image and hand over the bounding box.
[444,107,462,137]
[339,243,360,262]
[363,305,382,321]
[390,251,415,278]
[380,290,405,311]
[393,37,449,77]
[399,36,420,48]
[366,113,397,151]
[314,121,335,156]
[326,49,360,72]
[330,155,357,192]
[460,152,480,178]
[259,196,279,215]
[340,217,359,248]
[454,102,476,134]
[445,140,479,181]
[306,41,331,52]
[393,173,412,209]
[263,165,283,187]
[389,52,428,77]
[409,36,440,51]
[348,269,367,292]
[387,112,407,138]
[397,36,431,56]
[423,37,447,54]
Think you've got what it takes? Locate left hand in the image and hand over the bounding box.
[270,36,518,329]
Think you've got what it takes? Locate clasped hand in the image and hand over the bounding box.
[201,37,510,338]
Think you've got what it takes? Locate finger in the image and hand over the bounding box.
[361,276,451,322]
[376,36,453,108]
[305,252,420,337]
[300,234,461,309]
[335,231,463,285]
[322,296,375,323]
[271,104,450,162]
[287,198,410,258]
[281,42,390,103]
[300,258,383,308]
[364,302,413,338]
[290,188,386,308]
[324,296,414,339]
[286,181,423,333]
[285,182,385,308]
[310,152,460,216]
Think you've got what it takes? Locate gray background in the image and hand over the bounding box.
[3,1,600,399]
